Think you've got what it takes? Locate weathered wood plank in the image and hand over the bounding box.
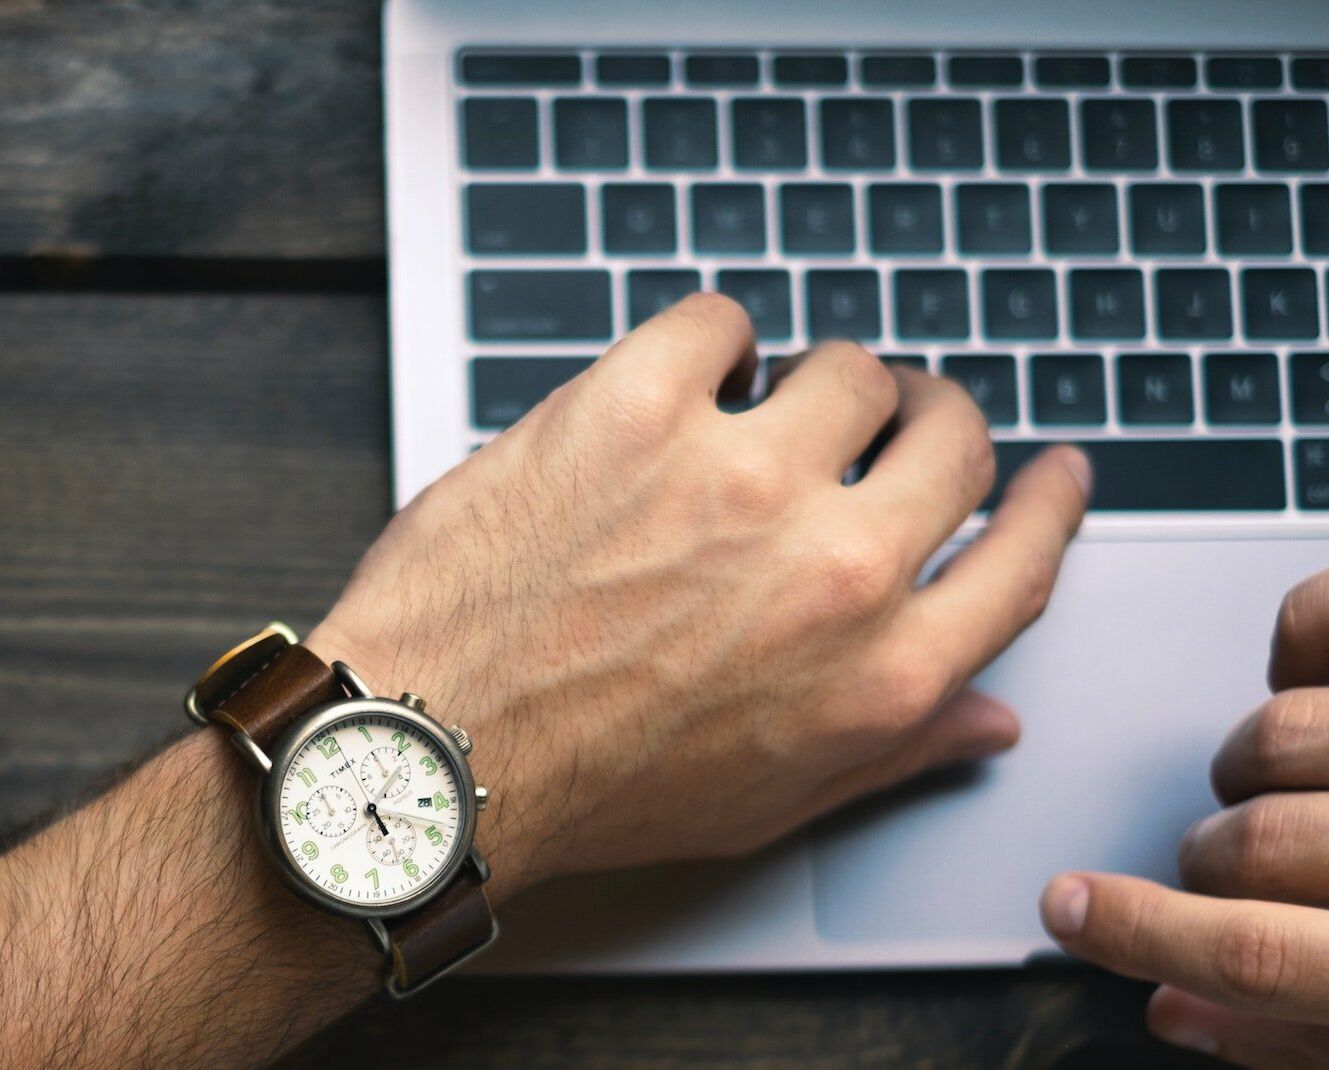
[0,1,385,259]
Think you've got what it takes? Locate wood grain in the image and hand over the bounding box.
[0,1,385,259]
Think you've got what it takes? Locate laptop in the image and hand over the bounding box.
[383,0,1329,972]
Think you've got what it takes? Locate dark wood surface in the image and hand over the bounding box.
[0,4,1220,1068]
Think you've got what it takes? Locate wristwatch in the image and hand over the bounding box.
[184,623,497,997]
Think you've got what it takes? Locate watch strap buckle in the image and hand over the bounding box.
[184,622,299,725]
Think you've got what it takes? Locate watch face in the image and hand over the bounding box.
[271,706,469,910]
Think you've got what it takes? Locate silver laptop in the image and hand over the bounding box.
[383,0,1329,972]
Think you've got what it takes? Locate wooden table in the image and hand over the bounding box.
[0,5,1220,1067]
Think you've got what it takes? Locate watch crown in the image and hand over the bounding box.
[449,725,473,754]
[475,785,489,811]
[400,692,426,711]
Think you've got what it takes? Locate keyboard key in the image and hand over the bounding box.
[982,269,1057,340]
[1204,352,1281,425]
[601,184,676,254]
[1121,55,1197,88]
[1130,183,1206,255]
[1070,269,1145,340]
[1216,184,1292,255]
[462,98,538,169]
[941,355,1019,425]
[596,54,670,86]
[882,354,928,371]
[908,99,983,170]
[554,98,628,169]
[717,269,792,340]
[470,357,593,429]
[956,184,1031,254]
[894,270,969,340]
[1031,354,1106,425]
[1042,184,1119,255]
[774,54,847,86]
[685,54,759,86]
[1303,185,1329,255]
[1253,100,1329,172]
[1081,99,1158,171]
[460,52,580,86]
[1117,353,1194,425]
[1206,56,1282,89]
[820,99,895,170]
[1243,268,1320,339]
[948,55,1023,87]
[1167,99,1244,171]
[732,98,807,169]
[627,269,700,327]
[691,184,765,254]
[468,270,611,341]
[1292,57,1329,90]
[643,98,717,169]
[1035,55,1110,88]
[868,184,943,254]
[988,440,1285,511]
[1291,352,1329,424]
[996,99,1071,171]
[1155,268,1233,340]
[465,184,586,254]
[1297,440,1329,509]
[861,55,935,87]
[807,270,882,340]
[781,184,854,254]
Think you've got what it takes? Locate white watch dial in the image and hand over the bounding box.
[277,712,465,906]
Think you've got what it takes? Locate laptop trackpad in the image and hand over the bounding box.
[812,537,1326,954]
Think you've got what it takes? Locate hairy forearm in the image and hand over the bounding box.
[0,729,382,1070]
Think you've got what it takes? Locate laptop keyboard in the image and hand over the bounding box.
[452,48,1329,514]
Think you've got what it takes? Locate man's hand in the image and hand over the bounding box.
[1041,566,1329,1068]
[308,294,1091,905]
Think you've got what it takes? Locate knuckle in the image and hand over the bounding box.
[715,442,788,519]
[879,640,951,718]
[827,340,893,391]
[1275,573,1329,649]
[1215,907,1294,1003]
[597,374,683,445]
[1232,797,1294,885]
[1251,691,1320,771]
[673,290,753,338]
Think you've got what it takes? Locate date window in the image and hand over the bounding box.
[418,797,432,809]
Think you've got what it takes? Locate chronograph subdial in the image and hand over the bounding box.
[365,815,416,866]
[306,785,358,837]
[358,746,411,800]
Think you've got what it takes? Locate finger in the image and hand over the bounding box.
[1040,871,1329,1022]
[1212,690,1329,805]
[749,341,898,475]
[1270,569,1329,691]
[1148,985,1329,1069]
[816,688,1020,810]
[853,367,998,572]
[599,291,758,399]
[888,446,1091,690]
[1179,793,1329,906]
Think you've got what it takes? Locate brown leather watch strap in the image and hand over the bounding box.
[383,862,497,995]
[207,644,343,751]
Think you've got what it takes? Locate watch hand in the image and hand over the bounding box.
[375,767,402,801]
[372,804,430,824]
[373,752,388,776]
[366,802,389,837]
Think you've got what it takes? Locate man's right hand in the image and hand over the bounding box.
[307,293,1091,903]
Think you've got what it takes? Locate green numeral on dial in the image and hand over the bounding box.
[425,825,443,847]
[419,756,437,775]
[330,864,348,884]
[365,867,379,891]
[298,768,318,788]
[433,791,449,810]
[301,841,319,860]
[288,802,308,825]
[403,858,420,878]
[315,737,340,759]
[391,730,412,754]
[357,726,373,744]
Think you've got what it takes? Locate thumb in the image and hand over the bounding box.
[821,688,1020,806]
[1148,985,1329,1069]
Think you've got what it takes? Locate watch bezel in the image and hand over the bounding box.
[259,697,479,920]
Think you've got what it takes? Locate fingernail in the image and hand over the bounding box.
[1060,448,1094,498]
[961,734,1018,761]
[1154,1023,1219,1056]
[1041,876,1090,939]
